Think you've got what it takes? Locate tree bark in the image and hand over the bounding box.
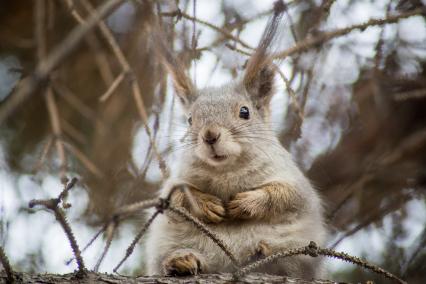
[1,271,338,284]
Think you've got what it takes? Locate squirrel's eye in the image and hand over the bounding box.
[239,106,250,119]
[188,116,192,125]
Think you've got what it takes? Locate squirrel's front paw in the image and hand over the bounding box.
[245,240,273,264]
[196,193,225,224]
[162,252,203,276]
[227,190,267,220]
[170,188,225,224]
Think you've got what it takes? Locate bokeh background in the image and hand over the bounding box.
[1,0,425,282]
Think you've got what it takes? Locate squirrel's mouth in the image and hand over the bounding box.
[211,154,227,162]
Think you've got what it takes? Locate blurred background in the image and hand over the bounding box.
[0,0,425,282]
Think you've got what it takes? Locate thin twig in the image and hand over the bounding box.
[64,0,116,86]
[79,0,169,178]
[394,88,426,101]
[62,141,104,179]
[274,8,426,59]
[113,210,161,273]
[0,0,125,124]
[168,205,239,267]
[29,178,87,276]
[51,80,99,123]
[53,208,86,276]
[161,10,254,50]
[61,118,88,145]
[32,136,54,173]
[235,241,406,284]
[308,0,337,35]
[113,199,160,218]
[99,71,127,102]
[64,0,85,25]
[35,0,67,179]
[273,64,303,122]
[66,223,109,265]
[0,245,14,283]
[46,88,67,178]
[94,221,117,272]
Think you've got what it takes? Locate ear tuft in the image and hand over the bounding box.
[245,66,275,110]
[243,1,283,111]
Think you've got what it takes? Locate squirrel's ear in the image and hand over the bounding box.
[243,64,275,110]
[151,27,195,109]
[243,0,284,112]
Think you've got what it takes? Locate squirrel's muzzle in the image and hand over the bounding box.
[202,129,221,145]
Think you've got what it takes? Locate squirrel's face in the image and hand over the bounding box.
[154,0,282,167]
[183,85,272,167]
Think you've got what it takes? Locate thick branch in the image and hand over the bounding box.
[1,271,337,284]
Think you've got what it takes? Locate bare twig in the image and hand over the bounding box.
[32,136,54,173]
[66,223,109,265]
[308,0,337,35]
[79,0,169,178]
[394,88,426,101]
[161,10,254,50]
[35,0,67,178]
[53,208,86,277]
[0,0,125,124]
[112,183,239,272]
[235,242,406,284]
[46,88,67,178]
[62,141,104,179]
[274,8,426,59]
[331,194,411,249]
[64,0,85,25]
[168,205,239,267]
[113,211,161,273]
[0,245,14,283]
[113,199,160,218]
[273,65,303,121]
[94,221,117,272]
[99,71,127,102]
[51,80,99,123]
[29,178,87,276]
[61,119,88,145]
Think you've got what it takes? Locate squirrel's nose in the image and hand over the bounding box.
[203,130,221,145]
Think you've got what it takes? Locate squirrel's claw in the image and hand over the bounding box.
[199,195,225,223]
[162,252,203,276]
[227,190,266,220]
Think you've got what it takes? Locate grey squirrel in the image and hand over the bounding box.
[144,1,327,278]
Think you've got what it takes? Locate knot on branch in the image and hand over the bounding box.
[307,241,319,257]
[273,0,286,15]
[29,198,60,210]
[156,198,170,213]
[175,8,183,22]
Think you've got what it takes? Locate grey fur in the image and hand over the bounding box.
[145,2,326,278]
[144,80,328,278]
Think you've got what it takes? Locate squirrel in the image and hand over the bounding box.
[144,1,327,279]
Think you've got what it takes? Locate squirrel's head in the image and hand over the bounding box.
[153,1,285,167]
[177,66,276,167]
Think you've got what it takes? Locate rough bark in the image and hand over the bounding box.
[0,271,338,284]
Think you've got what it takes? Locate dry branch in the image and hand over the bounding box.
[161,10,254,50]
[78,0,168,178]
[235,242,406,284]
[0,271,337,284]
[28,177,86,276]
[274,7,426,59]
[0,246,14,283]
[0,0,125,124]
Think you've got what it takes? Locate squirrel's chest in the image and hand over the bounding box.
[186,162,273,200]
